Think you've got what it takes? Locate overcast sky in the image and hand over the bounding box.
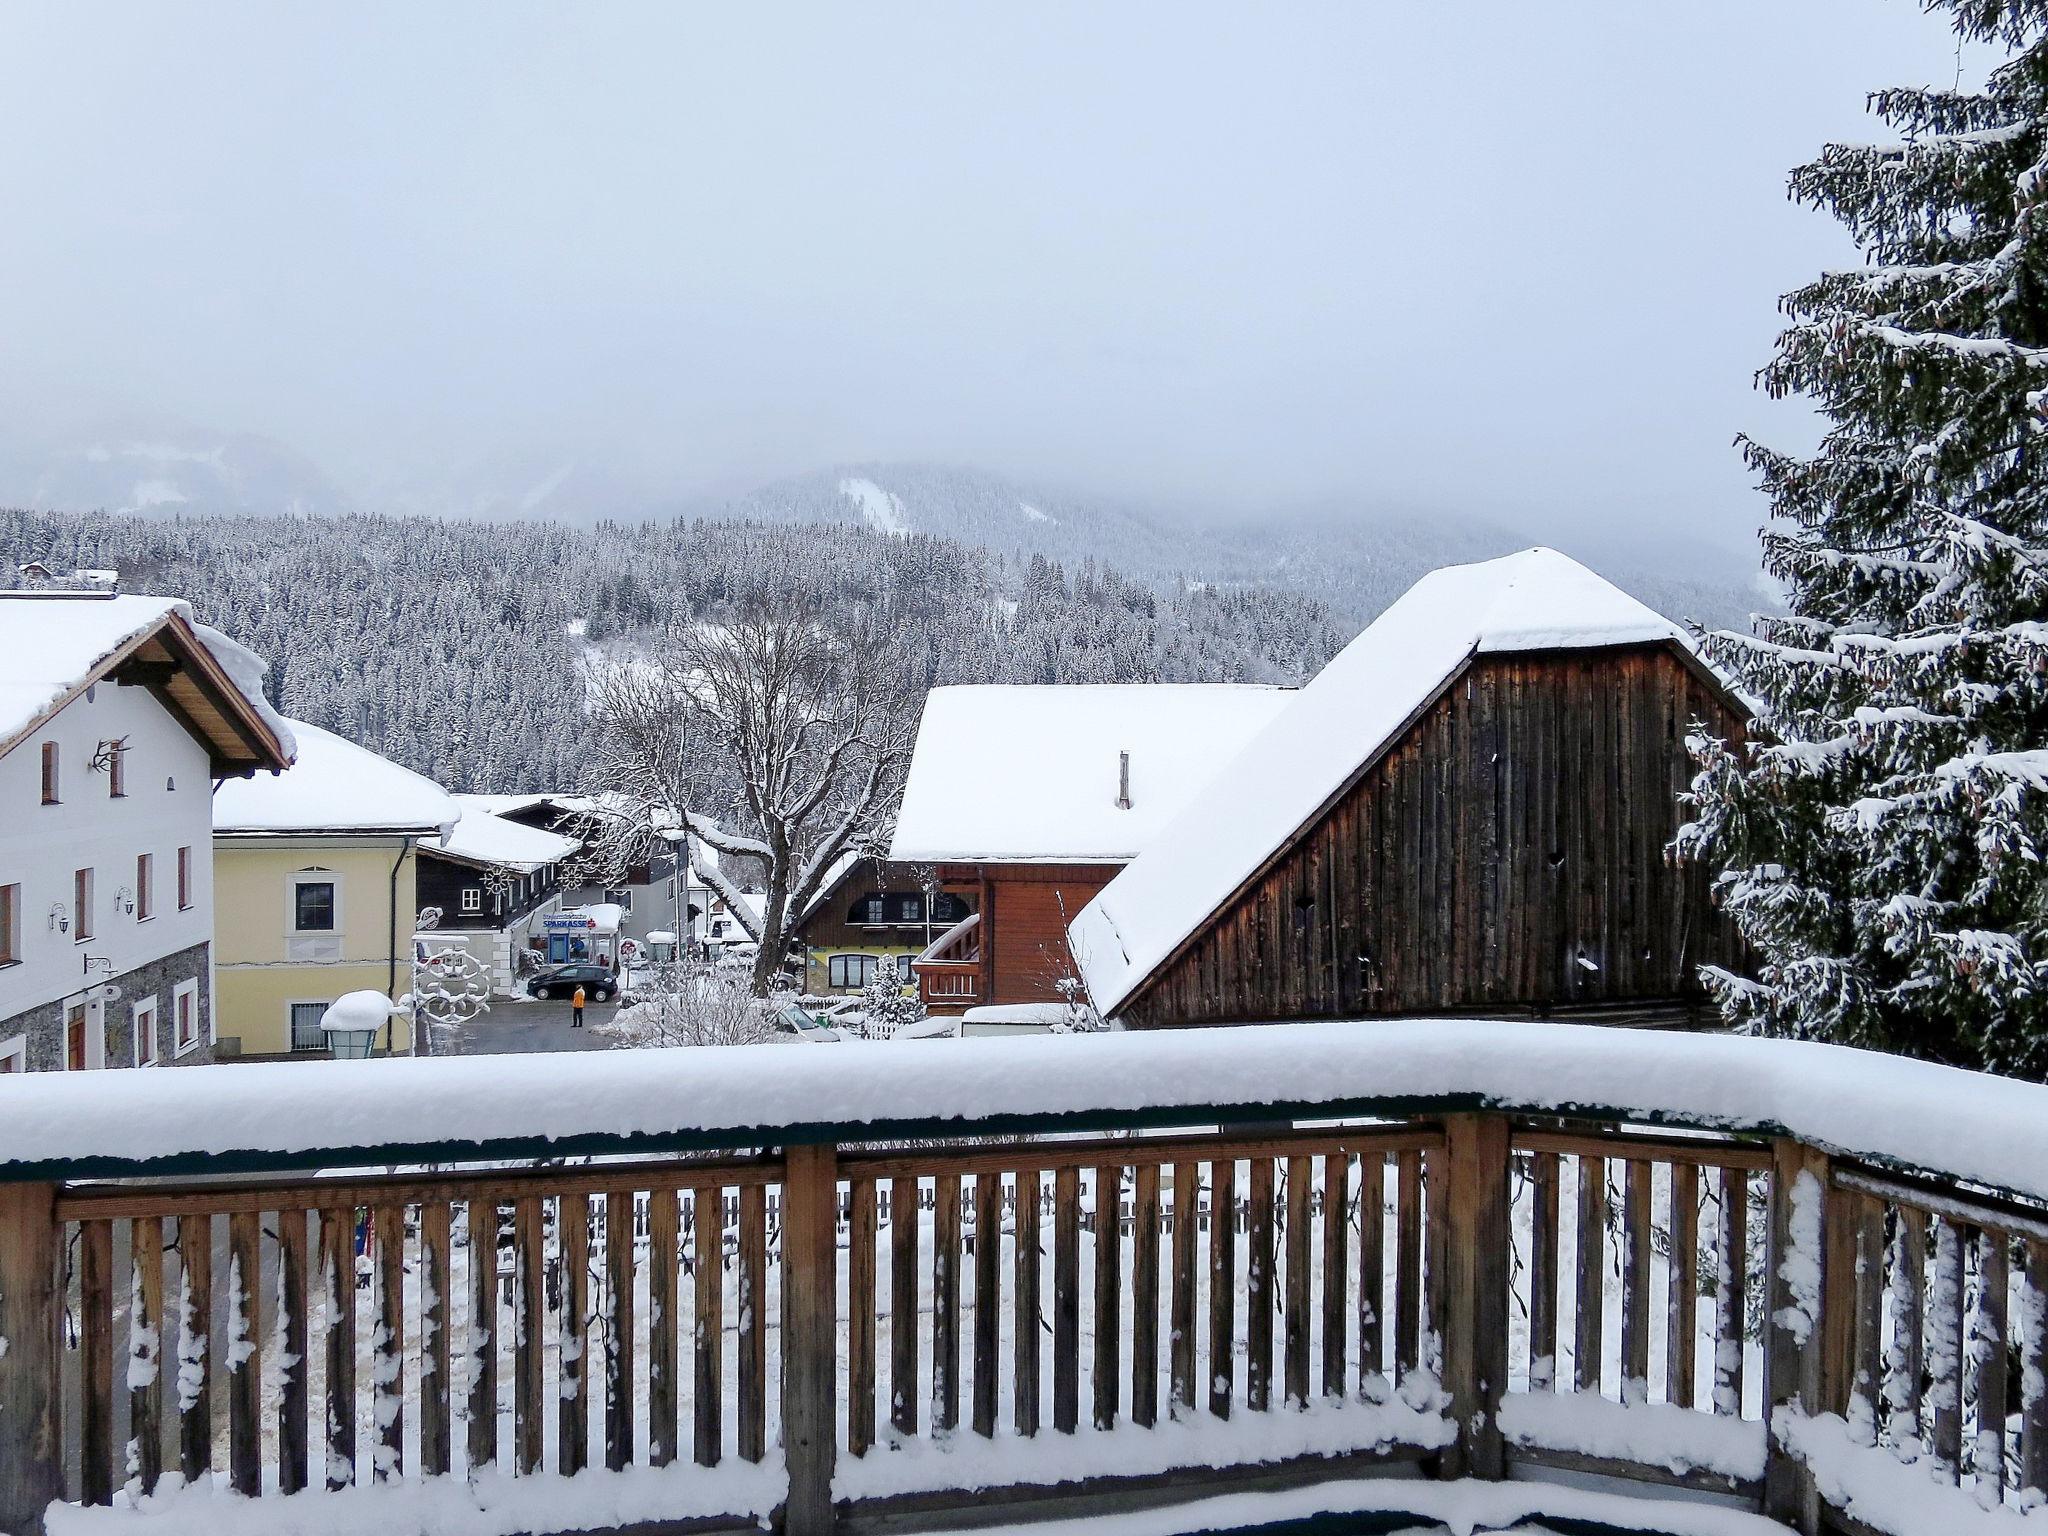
[0,2,1979,548]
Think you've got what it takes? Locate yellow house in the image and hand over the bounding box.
[212,721,456,1058]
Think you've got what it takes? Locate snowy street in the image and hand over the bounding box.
[447,998,618,1057]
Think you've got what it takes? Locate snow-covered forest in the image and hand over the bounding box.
[0,506,1351,791]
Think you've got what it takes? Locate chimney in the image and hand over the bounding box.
[1116,750,1131,810]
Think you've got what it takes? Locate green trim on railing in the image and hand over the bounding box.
[0,1090,1798,1186]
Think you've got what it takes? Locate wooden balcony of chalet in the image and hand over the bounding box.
[910,910,982,1012]
[2,1021,2044,1536]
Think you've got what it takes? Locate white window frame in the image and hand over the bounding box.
[132,995,159,1067]
[177,845,194,910]
[287,870,343,934]
[0,880,19,967]
[461,886,483,914]
[0,1032,25,1072]
[74,866,94,942]
[136,851,155,923]
[60,995,105,1071]
[172,978,202,1058]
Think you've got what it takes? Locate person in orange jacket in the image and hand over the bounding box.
[572,983,586,1028]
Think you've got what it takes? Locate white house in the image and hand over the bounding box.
[0,591,293,1072]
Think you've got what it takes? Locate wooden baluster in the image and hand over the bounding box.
[604,1192,637,1472]
[276,1210,309,1494]
[1055,1166,1081,1432]
[1529,1152,1559,1392]
[1437,1115,1511,1480]
[1849,1195,1885,1446]
[694,1188,723,1466]
[1667,1163,1698,1410]
[1621,1162,1652,1405]
[1574,1156,1606,1395]
[1093,1162,1122,1430]
[647,1190,678,1467]
[737,1185,766,1463]
[1765,1141,1830,1531]
[420,1201,452,1477]
[319,1206,357,1487]
[848,1178,877,1455]
[0,1183,62,1536]
[933,1172,962,1435]
[177,1212,214,1485]
[1931,1217,1966,1480]
[890,1176,919,1438]
[1321,1152,1349,1401]
[1015,1169,1042,1437]
[1714,1168,1748,1416]
[1360,1152,1386,1391]
[2023,1239,2048,1502]
[1425,1138,1450,1390]
[782,1145,839,1536]
[1395,1149,1422,1385]
[227,1210,263,1495]
[558,1193,589,1475]
[79,1218,114,1506]
[1974,1227,2009,1500]
[1284,1154,1311,1408]
[1132,1163,1161,1428]
[1208,1158,1238,1418]
[128,1214,165,1499]
[514,1195,544,1476]
[467,1201,500,1474]
[1890,1206,1926,1451]
[1247,1157,1274,1412]
[1170,1162,1198,1418]
[973,1171,1003,1437]
[373,1205,405,1481]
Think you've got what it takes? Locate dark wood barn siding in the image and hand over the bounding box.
[1124,645,1746,1028]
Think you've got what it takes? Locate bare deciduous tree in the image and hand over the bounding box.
[577,591,918,994]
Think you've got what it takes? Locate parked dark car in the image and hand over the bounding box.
[528,963,616,1002]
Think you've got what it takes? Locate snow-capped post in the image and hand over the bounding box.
[0,1180,63,1536]
[1432,1114,1510,1480]
[781,1141,840,1536]
[1765,1139,1832,1535]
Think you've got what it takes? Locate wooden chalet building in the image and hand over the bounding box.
[1068,548,1750,1029]
[891,684,1294,1013]
[791,854,971,996]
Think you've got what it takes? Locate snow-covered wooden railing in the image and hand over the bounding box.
[4,1021,2048,1536]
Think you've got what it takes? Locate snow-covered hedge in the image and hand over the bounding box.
[3,1019,2047,1198]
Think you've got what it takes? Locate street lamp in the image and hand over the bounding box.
[321,990,399,1060]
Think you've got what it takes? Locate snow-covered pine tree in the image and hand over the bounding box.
[1684,2,2048,1075]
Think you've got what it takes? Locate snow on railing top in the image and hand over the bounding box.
[3,1019,2046,1197]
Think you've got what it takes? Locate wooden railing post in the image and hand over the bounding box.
[782,1142,839,1536]
[1435,1114,1510,1480]
[0,1181,63,1536]
[1765,1139,1830,1536]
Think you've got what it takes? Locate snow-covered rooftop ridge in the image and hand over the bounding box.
[213,719,457,836]
[0,591,295,762]
[427,807,580,872]
[1069,549,1696,1016]
[3,1020,2046,1206]
[890,683,1294,863]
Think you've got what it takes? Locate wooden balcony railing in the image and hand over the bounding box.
[915,961,981,1006]
[2,1022,2047,1536]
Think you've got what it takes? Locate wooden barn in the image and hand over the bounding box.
[1068,548,1749,1029]
[890,683,1293,1013]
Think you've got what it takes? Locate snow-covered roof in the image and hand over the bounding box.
[1070,549,1700,1017]
[891,684,1293,864]
[426,808,580,873]
[0,591,295,769]
[214,720,457,836]
[4,1021,2048,1208]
